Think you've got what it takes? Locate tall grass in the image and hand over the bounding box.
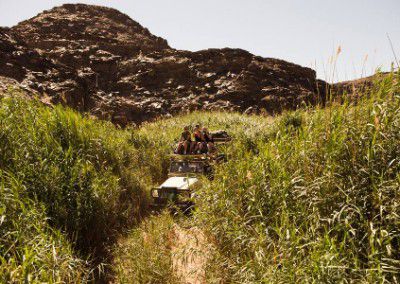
[0,97,152,253]
[0,174,88,283]
[0,94,161,281]
[192,71,400,283]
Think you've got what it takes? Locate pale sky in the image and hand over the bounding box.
[1,0,399,82]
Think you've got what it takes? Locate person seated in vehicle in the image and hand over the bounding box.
[176,126,192,154]
[202,127,216,153]
[191,124,205,154]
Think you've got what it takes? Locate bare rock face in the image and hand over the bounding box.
[0,27,89,109]
[5,4,327,125]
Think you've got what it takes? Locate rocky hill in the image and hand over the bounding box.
[2,3,328,125]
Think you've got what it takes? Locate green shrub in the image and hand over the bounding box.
[281,110,303,130]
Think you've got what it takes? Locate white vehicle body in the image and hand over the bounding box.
[159,176,199,190]
[151,176,199,200]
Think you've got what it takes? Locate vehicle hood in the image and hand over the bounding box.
[160,176,199,190]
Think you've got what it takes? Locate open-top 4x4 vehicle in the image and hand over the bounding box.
[151,130,230,210]
[151,155,215,210]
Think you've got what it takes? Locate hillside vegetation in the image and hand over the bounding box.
[0,71,399,283]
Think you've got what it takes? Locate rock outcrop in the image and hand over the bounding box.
[3,3,328,125]
[0,27,88,108]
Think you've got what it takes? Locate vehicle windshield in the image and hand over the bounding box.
[170,161,204,174]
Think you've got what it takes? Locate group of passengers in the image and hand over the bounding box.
[176,124,216,155]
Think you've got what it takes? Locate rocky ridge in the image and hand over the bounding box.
[2,4,329,125]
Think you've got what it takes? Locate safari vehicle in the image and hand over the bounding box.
[151,155,213,209]
[151,130,231,210]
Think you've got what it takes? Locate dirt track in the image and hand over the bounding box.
[171,224,211,284]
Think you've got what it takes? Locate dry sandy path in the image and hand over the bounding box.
[170,224,211,284]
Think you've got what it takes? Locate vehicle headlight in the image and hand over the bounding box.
[151,189,159,198]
